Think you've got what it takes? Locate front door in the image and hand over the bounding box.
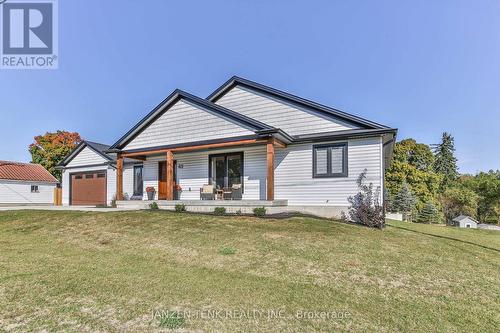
[158,161,177,200]
[158,161,167,199]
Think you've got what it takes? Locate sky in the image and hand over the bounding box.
[1,0,499,174]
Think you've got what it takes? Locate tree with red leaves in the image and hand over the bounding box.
[29,131,81,181]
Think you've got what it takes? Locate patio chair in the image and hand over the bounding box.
[223,187,232,200]
[200,184,215,200]
[231,184,242,200]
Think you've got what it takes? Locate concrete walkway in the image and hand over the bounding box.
[0,205,135,212]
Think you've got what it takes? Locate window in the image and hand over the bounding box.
[466,224,471,228]
[313,143,348,178]
[30,185,39,193]
[133,165,143,196]
[75,175,82,179]
[97,173,106,178]
[85,174,94,179]
[209,152,243,191]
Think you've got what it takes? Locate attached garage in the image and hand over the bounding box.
[58,141,142,206]
[70,171,107,205]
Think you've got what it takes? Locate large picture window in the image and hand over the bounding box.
[313,143,348,178]
[209,152,244,191]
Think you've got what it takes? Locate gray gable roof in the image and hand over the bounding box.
[58,140,113,167]
[108,89,276,150]
[104,76,396,152]
[452,215,479,223]
[207,76,390,130]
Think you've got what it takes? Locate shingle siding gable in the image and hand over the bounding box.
[214,86,360,136]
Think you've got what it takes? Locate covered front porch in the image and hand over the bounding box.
[114,136,287,203]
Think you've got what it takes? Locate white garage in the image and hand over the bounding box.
[0,161,58,205]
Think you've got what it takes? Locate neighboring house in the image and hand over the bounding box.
[452,215,478,229]
[0,161,58,205]
[57,76,397,217]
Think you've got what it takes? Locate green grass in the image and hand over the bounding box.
[0,211,498,332]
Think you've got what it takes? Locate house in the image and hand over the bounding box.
[0,161,58,205]
[452,215,478,229]
[57,76,397,217]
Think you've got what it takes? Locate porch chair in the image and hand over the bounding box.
[231,184,242,200]
[223,187,232,200]
[200,184,215,200]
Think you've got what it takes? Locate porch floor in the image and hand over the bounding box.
[117,199,288,208]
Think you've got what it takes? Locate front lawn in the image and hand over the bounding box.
[0,211,498,332]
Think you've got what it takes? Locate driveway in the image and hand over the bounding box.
[0,205,135,212]
[478,224,500,231]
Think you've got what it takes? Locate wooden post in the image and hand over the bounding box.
[53,187,62,206]
[116,154,124,201]
[166,150,174,200]
[266,138,275,201]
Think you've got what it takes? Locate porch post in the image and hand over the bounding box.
[166,150,174,200]
[266,138,275,201]
[116,153,124,201]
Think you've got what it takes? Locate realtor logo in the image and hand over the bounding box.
[1,0,58,69]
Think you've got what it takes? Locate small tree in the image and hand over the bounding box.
[345,169,385,229]
[417,202,439,224]
[392,182,416,221]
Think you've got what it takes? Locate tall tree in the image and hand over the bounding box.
[432,132,458,190]
[385,138,441,210]
[29,131,81,181]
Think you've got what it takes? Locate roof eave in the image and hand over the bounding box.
[293,128,397,143]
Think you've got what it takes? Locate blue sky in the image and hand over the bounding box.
[1,0,499,173]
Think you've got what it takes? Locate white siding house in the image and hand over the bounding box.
[57,76,397,217]
[0,161,58,205]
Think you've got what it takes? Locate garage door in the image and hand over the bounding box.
[70,171,107,205]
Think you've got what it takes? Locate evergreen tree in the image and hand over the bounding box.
[417,202,439,224]
[392,182,416,221]
[433,132,458,190]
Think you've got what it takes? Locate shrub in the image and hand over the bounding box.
[214,207,226,215]
[149,202,159,210]
[219,247,236,255]
[110,195,117,208]
[253,207,266,217]
[175,204,186,212]
[345,169,385,228]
